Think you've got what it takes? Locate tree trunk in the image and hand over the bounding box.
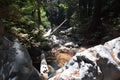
[86,0,105,39]
[36,0,42,26]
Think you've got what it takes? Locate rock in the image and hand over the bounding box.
[59,27,76,35]
[40,53,49,79]
[28,43,42,71]
[53,52,73,67]
[0,36,40,80]
[64,42,78,48]
[49,37,120,80]
[52,46,78,55]
[43,29,52,38]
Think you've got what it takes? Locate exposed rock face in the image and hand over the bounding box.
[49,37,120,80]
[40,53,49,79]
[0,36,40,80]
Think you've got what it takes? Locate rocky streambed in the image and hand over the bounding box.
[39,27,120,80]
[0,27,120,80]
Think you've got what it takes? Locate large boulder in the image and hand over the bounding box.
[49,37,120,80]
[0,36,40,80]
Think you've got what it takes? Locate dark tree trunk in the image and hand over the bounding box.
[101,0,120,19]
[65,7,73,26]
[78,0,93,23]
[78,0,80,18]
[86,0,104,38]
[79,0,87,18]
[87,0,93,16]
[36,0,42,26]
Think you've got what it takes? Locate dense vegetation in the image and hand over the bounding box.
[0,0,120,46]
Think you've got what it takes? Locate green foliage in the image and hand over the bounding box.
[1,0,120,44]
[59,3,68,9]
[21,5,33,14]
[40,6,51,28]
[0,0,52,44]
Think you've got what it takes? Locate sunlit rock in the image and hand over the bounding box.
[43,29,52,38]
[49,37,120,80]
[40,53,49,79]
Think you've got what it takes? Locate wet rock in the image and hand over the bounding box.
[49,37,120,80]
[0,36,40,80]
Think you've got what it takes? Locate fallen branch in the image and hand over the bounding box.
[43,19,67,38]
[50,19,67,35]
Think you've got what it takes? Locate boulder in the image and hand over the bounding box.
[0,36,40,80]
[49,37,120,80]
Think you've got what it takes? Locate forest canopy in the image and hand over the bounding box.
[0,0,120,45]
